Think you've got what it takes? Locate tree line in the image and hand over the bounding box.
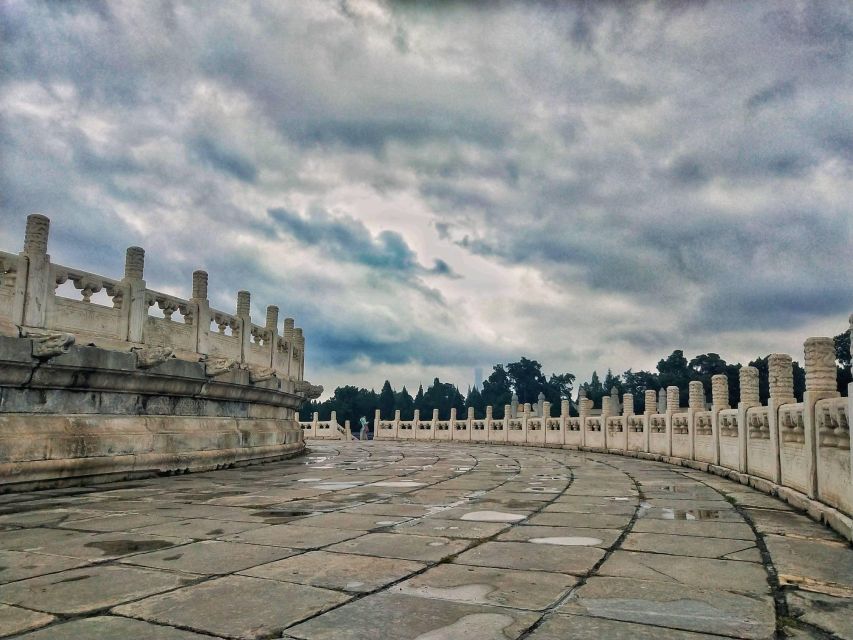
[300,328,851,427]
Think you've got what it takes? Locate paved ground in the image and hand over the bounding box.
[1,442,852,639]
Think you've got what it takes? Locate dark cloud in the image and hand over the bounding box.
[1,0,851,391]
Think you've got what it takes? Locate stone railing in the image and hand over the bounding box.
[0,214,321,393]
[0,214,322,488]
[300,411,357,441]
[366,331,853,542]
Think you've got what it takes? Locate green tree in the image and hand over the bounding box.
[621,368,659,413]
[506,357,548,405]
[396,386,414,420]
[378,380,395,420]
[413,384,425,416]
[465,386,486,418]
[422,377,465,419]
[836,328,852,392]
[657,350,691,403]
[481,365,512,418]
[582,370,606,407]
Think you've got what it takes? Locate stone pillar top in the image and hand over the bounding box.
[602,395,612,416]
[23,214,50,255]
[740,366,760,406]
[191,270,208,300]
[658,388,667,413]
[467,406,475,419]
[236,290,251,318]
[265,305,279,330]
[711,374,729,409]
[768,353,794,401]
[644,389,657,414]
[804,337,837,393]
[124,247,145,280]
[688,381,704,411]
[666,386,679,412]
[623,393,634,416]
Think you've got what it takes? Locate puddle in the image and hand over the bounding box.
[250,509,317,524]
[85,539,174,555]
[460,511,525,523]
[413,613,516,640]
[375,520,400,526]
[56,574,89,583]
[428,541,446,547]
[396,583,494,603]
[315,482,362,490]
[530,536,602,546]
[371,481,426,488]
[297,478,325,483]
[345,581,365,589]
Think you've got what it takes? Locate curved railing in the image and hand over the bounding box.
[307,333,852,542]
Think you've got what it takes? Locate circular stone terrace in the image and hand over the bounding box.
[1,441,852,640]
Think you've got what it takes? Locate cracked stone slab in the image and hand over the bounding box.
[527,613,731,639]
[558,576,775,639]
[240,550,425,592]
[113,575,351,640]
[454,541,604,574]
[292,512,412,531]
[284,592,539,639]
[763,534,853,591]
[391,563,577,611]
[393,518,510,539]
[786,590,853,640]
[525,512,632,529]
[13,616,212,639]
[0,564,195,615]
[598,550,770,593]
[630,519,755,540]
[497,525,621,548]
[131,517,270,539]
[621,532,761,561]
[744,508,847,541]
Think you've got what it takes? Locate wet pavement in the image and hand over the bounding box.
[0,441,851,639]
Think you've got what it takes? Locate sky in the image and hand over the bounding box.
[1,1,851,396]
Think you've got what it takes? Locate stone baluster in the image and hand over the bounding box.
[537,392,545,418]
[769,353,795,403]
[294,328,305,381]
[19,214,52,328]
[467,406,475,421]
[740,366,760,407]
[610,387,620,415]
[373,408,381,434]
[432,408,439,433]
[689,381,704,411]
[312,411,319,435]
[283,318,295,379]
[602,395,612,419]
[561,399,569,418]
[658,388,667,413]
[803,339,841,498]
[190,270,209,354]
[264,305,279,368]
[511,393,519,419]
[120,246,147,343]
[542,401,551,420]
[236,290,251,363]
[450,407,457,431]
[413,409,420,431]
[712,375,729,410]
[486,405,493,423]
[666,386,679,413]
[623,393,634,417]
[644,390,657,415]
[578,390,589,446]
[737,366,760,472]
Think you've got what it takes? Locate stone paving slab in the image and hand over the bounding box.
[559,576,776,639]
[121,540,298,575]
[284,592,540,639]
[454,540,605,574]
[114,575,351,639]
[391,563,577,610]
[598,550,770,592]
[0,603,54,637]
[527,613,730,639]
[13,616,213,639]
[325,532,471,562]
[0,564,195,614]
[2,441,852,639]
[240,550,425,592]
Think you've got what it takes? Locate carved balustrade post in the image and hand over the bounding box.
[658,388,667,413]
[265,305,279,369]
[610,387,621,416]
[236,290,251,364]
[737,366,760,472]
[19,214,53,328]
[710,374,729,465]
[294,328,305,381]
[283,318,295,380]
[802,337,841,498]
[644,389,656,452]
[623,393,634,418]
[373,408,381,435]
[663,386,679,456]
[120,246,147,343]
[578,390,589,447]
[189,269,208,355]
[765,353,795,482]
[686,381,704,461]
[511,393,519,419]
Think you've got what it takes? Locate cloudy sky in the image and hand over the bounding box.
[1,1,851,394]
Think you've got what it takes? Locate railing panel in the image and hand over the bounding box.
[815,397,850,514]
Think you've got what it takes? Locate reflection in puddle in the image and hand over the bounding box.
[461,511,525,523]
[395,583,494,603]
[530,536,602,546]
[413,613,516,640]
[371,481,426,488]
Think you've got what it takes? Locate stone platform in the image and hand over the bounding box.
[1,441,851,639]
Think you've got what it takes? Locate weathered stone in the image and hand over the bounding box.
[15,616,211,640]
[121,540,297,575]
[114,575,351,639]
[0,604,54,637]
[528,614,726,639]
[325,532,471,562]
[454,541,604,574]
